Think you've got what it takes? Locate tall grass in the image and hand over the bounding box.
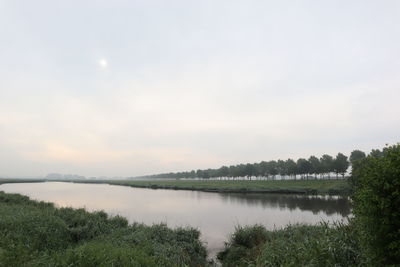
[0,191,207,266]
[217,222,362,267]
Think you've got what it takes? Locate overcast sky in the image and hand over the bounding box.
[1,1,399,177]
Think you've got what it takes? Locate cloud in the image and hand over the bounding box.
[0,0,399,177]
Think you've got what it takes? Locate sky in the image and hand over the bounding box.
[1,1,399,178]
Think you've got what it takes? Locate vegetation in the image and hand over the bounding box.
[217,143,400,266]
[76,179,351,195]
[348,150,367,191]
[139,152,351,180]
[217,222,362,267]
[2,144,399,266]
[0,178,45,185]
[352,144,400,265]
[0,191,207,266]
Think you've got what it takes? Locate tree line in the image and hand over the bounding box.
[139,150,367,180]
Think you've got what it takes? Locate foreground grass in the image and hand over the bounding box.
[74,179,351,195]
[218,223,362,267]
[0,191,207,267]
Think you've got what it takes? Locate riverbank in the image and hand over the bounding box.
[73,179,351,195]
[0,191,208,266]
[0,178,351,195]
[0,178,45,185]
[0,191,360,266]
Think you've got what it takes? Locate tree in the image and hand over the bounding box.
[218,166,229,178]
[308,156,321,179]
[237,164,247,178]
[202,169,211,179]
[370,149,383,158]
[245,164,256,180]
[258,161,268,178]
[320,154,334,179]
[268,161,278,180]
[352,144,400,265]
[349,150,366,165]
[228,165,239,179]
[296,158,311,179]
[277,160,287,179]
[333,153,349,179]
[286,159,297,180]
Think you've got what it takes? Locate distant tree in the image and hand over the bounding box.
[237,164,247,178]
[349,150,366,165]
[320,154,334,179]
[308,156,321,179]
[203,169,211,179]
[348,150,366,187]
[296,158,311,179]
[218,166,229,178]
[277,160,287,179]
[228,165,239,179]
[286,159,298,180]
[244,164,255,180]
[196,169,203,178]
[370,149,383,158]
[141,150,358,181]
[333,153,349,179]
[259,161,268,178]
[210,169,219,178]
[268,161,278,180]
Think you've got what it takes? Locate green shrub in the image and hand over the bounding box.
[44,242,159,267]
[94,224,208,266]
[217,225,268,266]
[257,223,361,266]
[54,207,128,242]
[0,205,71,251]
[218,223,362,267]
[352,144,400,265]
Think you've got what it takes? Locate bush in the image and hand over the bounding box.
[256,223,361,267]
[217,223,362,267]
[217,225,268,266]
[0,205,71,252]
[352,144,400,265]
[98,224,208,266]
[54,207,128,242]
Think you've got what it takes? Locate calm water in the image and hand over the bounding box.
[0,182,351,257]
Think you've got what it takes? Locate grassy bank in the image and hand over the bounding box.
[0,178,45,185]
[0,191,207,267]
[0,178,351,195]
[74,179,351,195]
[218,223,362,266]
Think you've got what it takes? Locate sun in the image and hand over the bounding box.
[99,58,108,68]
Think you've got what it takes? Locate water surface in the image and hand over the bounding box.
[0,182,350,257]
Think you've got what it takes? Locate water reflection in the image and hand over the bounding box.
[218,193,351,216]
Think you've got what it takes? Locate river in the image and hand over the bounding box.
[0,181,350,257]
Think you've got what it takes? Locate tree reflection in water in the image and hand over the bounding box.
[218,193,351,217]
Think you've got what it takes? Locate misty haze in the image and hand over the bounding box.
[1,1,399,266]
